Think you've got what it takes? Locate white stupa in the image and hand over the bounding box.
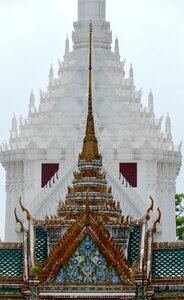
[0,0,182,242]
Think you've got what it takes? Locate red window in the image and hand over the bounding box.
[119,163,137,187]
[41,163,59,188]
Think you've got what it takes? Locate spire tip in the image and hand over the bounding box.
[79,22,100,162]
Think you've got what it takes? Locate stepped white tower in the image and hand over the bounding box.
[0,0,182,242]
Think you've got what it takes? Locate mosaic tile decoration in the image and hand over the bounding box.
[56,234,121,285]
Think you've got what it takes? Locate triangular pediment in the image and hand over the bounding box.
[55,233,121,285]
[40,208,132,285]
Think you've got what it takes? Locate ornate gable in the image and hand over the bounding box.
[55,233,121,285]
[40,203,133,286]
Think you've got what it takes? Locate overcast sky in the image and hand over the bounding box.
[0,0,183,240]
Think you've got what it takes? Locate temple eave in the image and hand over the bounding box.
[39,292,136,298]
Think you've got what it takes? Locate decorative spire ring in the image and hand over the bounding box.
[79,22,101,162]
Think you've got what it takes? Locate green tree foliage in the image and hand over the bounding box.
[175,193,184,240]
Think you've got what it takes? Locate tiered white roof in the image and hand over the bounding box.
[2,5,180,162]
[0,0,182,242]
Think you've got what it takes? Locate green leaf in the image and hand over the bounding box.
[175,194,184,240]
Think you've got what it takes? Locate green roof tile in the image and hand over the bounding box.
[0,249,23,277]
[152,248,184,277]
[128,225,140,266]
[36,227,47,264]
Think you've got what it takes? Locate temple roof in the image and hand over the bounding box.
[49,22,123,222]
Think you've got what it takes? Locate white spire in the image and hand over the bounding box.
[12,114,18,134]
[29,90,36,114]
[129,63,134,83]
[165,113,172,138]
[58,58,62,77]
[64,35,70,57]
[73,0,111,50]
[29,90,35,107]
[49,64,54,79]
[78,0,106,21]
[148,89,154,112]
[114,36,120,58]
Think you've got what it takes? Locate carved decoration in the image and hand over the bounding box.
[14,208,24,233]
[146,196,154,221]
[19,197,31,222]
[0,242,22,249]
[40,207,132,285]
[153,242,184,249]
[152,208,161,234]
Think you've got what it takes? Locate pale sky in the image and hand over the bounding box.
[0,0,183,240]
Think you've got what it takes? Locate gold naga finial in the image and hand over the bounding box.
[79,22,101,162]
[146,196,154,221]
[19,197,31,222]
[152,207,161,234]
[130,261,137,284]
[14,208,24,233]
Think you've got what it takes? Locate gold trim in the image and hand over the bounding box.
[14,208,24,233]
[146,196,154,221]
[153,241,184,249]
[152,208,161,234]
[19,197,31,222]
[79,22,101,162]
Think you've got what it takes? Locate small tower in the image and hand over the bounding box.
[64,35,70,58]
[78,0,106,21]
[73,0,111,50]
[148,89,154,112]
[11,114,18,135]
[49,64,54,81]
[10,114,18,141]
[165,113,172,139]
[58,59,62,77]
[129,63,134,84]
[114,36,120,58]
[29,90,36,114]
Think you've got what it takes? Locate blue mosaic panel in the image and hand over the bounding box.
[152,248,184,277]
[56,234,121,285]
[127,225,140,266]
[35,227,47,264]
[0,249,23,277]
